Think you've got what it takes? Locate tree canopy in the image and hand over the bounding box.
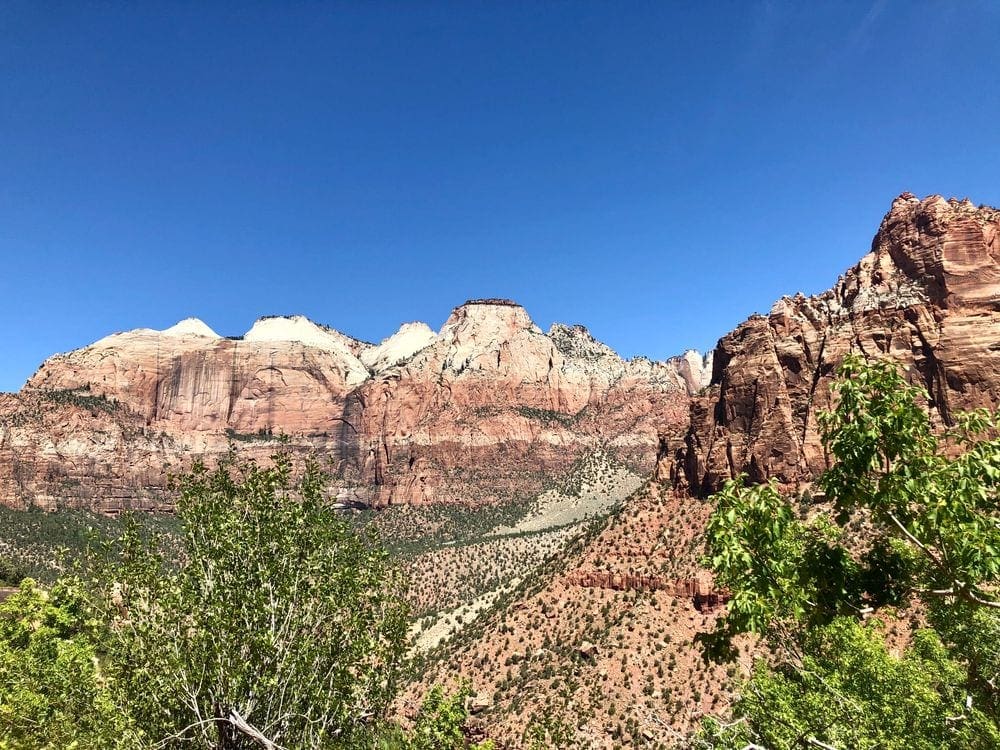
[0,454,427,749]
[106,454,410,749]
[700,354,1000,748]
[0,577,135,750]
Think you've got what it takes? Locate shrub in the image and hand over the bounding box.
[105,454,409,749]
[0,578,138,749]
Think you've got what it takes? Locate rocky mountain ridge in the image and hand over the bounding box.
[4,192,999,514]
[661,192,1000,495]
[0,300,709,511]
[408,192,1000,746]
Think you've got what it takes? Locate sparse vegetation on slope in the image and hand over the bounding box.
[39,385,122,414]
[0,505,179,584]
[402,478,736,748]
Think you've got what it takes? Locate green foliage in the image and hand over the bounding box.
[700,618,1000,750]
[819,356,1000,606]
[0,559,27,587]
[0,504,179,584]
[699,478,862,660]
[704,354,1000,647]
[516,406,574,426]
[374,684,493,750]
[224,426,291,444]
[0,578,138,749]
[392,684,469,750]
[354,499,534,558]
[40,386,121,414]
[929,601,1000,721]
[699,355,1000,746]
[523,712,575,749]
[408,684,478,750]
[104,454,410,749]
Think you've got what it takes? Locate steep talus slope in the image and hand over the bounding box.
[663,193,1000,496]
[402,480,735,748]
[0,301,707,511]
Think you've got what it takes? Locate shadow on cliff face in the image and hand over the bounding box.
[666,193,1000,498]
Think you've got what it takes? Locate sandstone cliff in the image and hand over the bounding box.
[663,193,1000,495]
[1,301,708,511]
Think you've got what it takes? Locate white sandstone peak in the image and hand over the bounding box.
[244,315,347,351]
[91,318,219,348]
[162,318,220,338]
[685,349,712,388]
[243,315,369,386]
[666,349,713,393]
[440,300,540,339]
[437,301,547,374]
[360,322,437,372]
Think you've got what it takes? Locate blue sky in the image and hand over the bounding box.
[2,2,999,391]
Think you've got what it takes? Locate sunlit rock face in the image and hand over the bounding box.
[16,193,989,513]
[662,194,1000,496]
[349,300,698,505]
[1,302,700,511]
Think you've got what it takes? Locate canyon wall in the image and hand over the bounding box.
[661,193,1000,495]
[0,301,706,511]
[6,192,999,512]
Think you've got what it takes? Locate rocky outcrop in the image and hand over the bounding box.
[565,570,727,610]
[663,193,1000,496]
[1,301,700,511]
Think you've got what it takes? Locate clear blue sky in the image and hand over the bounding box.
[2,2,999,392]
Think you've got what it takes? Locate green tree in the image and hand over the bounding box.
[406,684,472,750]
[699,619,999,750]
[375,683,494,750]
[523,711,575,749]
[0,578,139,749]
[700,355,1000,747]
[407,683,494,750]
[105,454,410,749]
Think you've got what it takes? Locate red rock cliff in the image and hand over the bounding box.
[662,193,1000,495]
[1,303,707,511]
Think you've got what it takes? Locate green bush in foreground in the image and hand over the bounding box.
[380,684,492,750]
[699,618,999,750]
[0,452,495,749]
[105,454,410,749]
[0,578,136,750]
